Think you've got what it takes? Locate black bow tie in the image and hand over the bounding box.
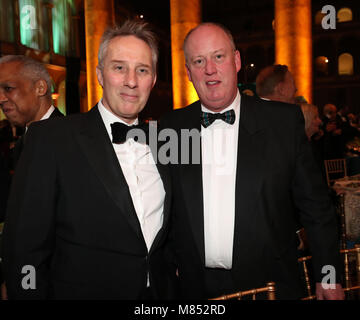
[200,109,236,128]
[111,122,149,144]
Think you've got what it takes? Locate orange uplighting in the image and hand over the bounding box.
[275,0,312,103]
[51,93,60,100]
[84,0,114,111]
[170,0,201,109]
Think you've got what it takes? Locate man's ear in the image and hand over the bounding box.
[35,79,48,97]
[96,66,104,87]
[185,64,192,82]
[235,50,241,72]
[151,73,157,89]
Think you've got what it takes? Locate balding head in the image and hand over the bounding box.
[323,104,337,121]
[256,64,297,103]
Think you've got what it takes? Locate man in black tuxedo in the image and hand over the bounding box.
[161,22,344,300]
[2,20,171,299]
[0,55,64,298]
[0,55,64,168]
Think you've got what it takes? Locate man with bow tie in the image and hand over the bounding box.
[2,20,172,299]
[160,22,344,300]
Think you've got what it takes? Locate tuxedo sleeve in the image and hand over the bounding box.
[2,121,58,299]
[291,107,342,283]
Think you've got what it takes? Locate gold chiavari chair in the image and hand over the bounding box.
[209,282,276,300]
[298,245,360,300]
[324,158,347,186]
[298,256,317,300]
[340,245,360,299]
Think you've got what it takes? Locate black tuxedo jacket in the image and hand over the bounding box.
[160,94,341,299]
[0,151,10,223]
[3,105,172,299]
[12,107,64,169]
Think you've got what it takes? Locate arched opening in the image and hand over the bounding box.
[338,53,354,75]
[337,8,352,23]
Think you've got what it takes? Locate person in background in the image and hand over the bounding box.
[300,103,325,176]
[322,104,347,160]
[0,55,63,168]
[256,64,297,104]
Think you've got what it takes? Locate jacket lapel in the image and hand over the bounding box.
[178,102,205,263]
[148,160,172,254]
[233,95,267,266]
[75,105,143,240]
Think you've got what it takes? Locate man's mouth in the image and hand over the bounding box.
[120,92,138,101]
[206,80,221,86]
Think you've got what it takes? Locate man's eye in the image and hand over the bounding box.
[4,87,13,92]
[115,65,123,71]
[138,68,149,74]
[215,54,224,60]
[193,59,204,66]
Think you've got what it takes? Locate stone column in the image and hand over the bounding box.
[84,0,114,110]
[170,0,201,109]
[275,0,312,103]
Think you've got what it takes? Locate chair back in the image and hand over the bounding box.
[209,282,276,300]
[324,158,347,186]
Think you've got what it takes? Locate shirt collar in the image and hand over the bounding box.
[25,105,55,132]
[40,105,55,120]
[98,99,138,141]
[259,97,271,101]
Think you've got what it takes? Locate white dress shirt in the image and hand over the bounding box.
[98,100,165,254]
[201,90,241,269]
[40,105,55,120]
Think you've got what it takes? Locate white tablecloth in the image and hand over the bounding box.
[333,176,360,241]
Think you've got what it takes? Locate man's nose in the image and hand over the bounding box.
[0,89,7,103]
[205,60,217,75]
[124,69,137,88]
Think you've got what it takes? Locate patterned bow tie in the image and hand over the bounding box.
[200,109,236,128]
[111,122,149,144]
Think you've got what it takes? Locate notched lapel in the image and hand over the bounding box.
[75,106,143,240]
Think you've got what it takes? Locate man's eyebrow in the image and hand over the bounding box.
[109,60,152,68]
[137,63,152,69]
[190,49,225,59]
[109,59,126,64]
[213,49,225,54]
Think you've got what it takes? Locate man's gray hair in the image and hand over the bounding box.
[0,55,52,98]
[98,20,159,73]
[183,22,237,63]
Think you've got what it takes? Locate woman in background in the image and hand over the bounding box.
[300,103,325,178]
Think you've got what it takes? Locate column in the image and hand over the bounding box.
[84,0,114,111]
[170,0,201,109]
[275,0,312,103]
